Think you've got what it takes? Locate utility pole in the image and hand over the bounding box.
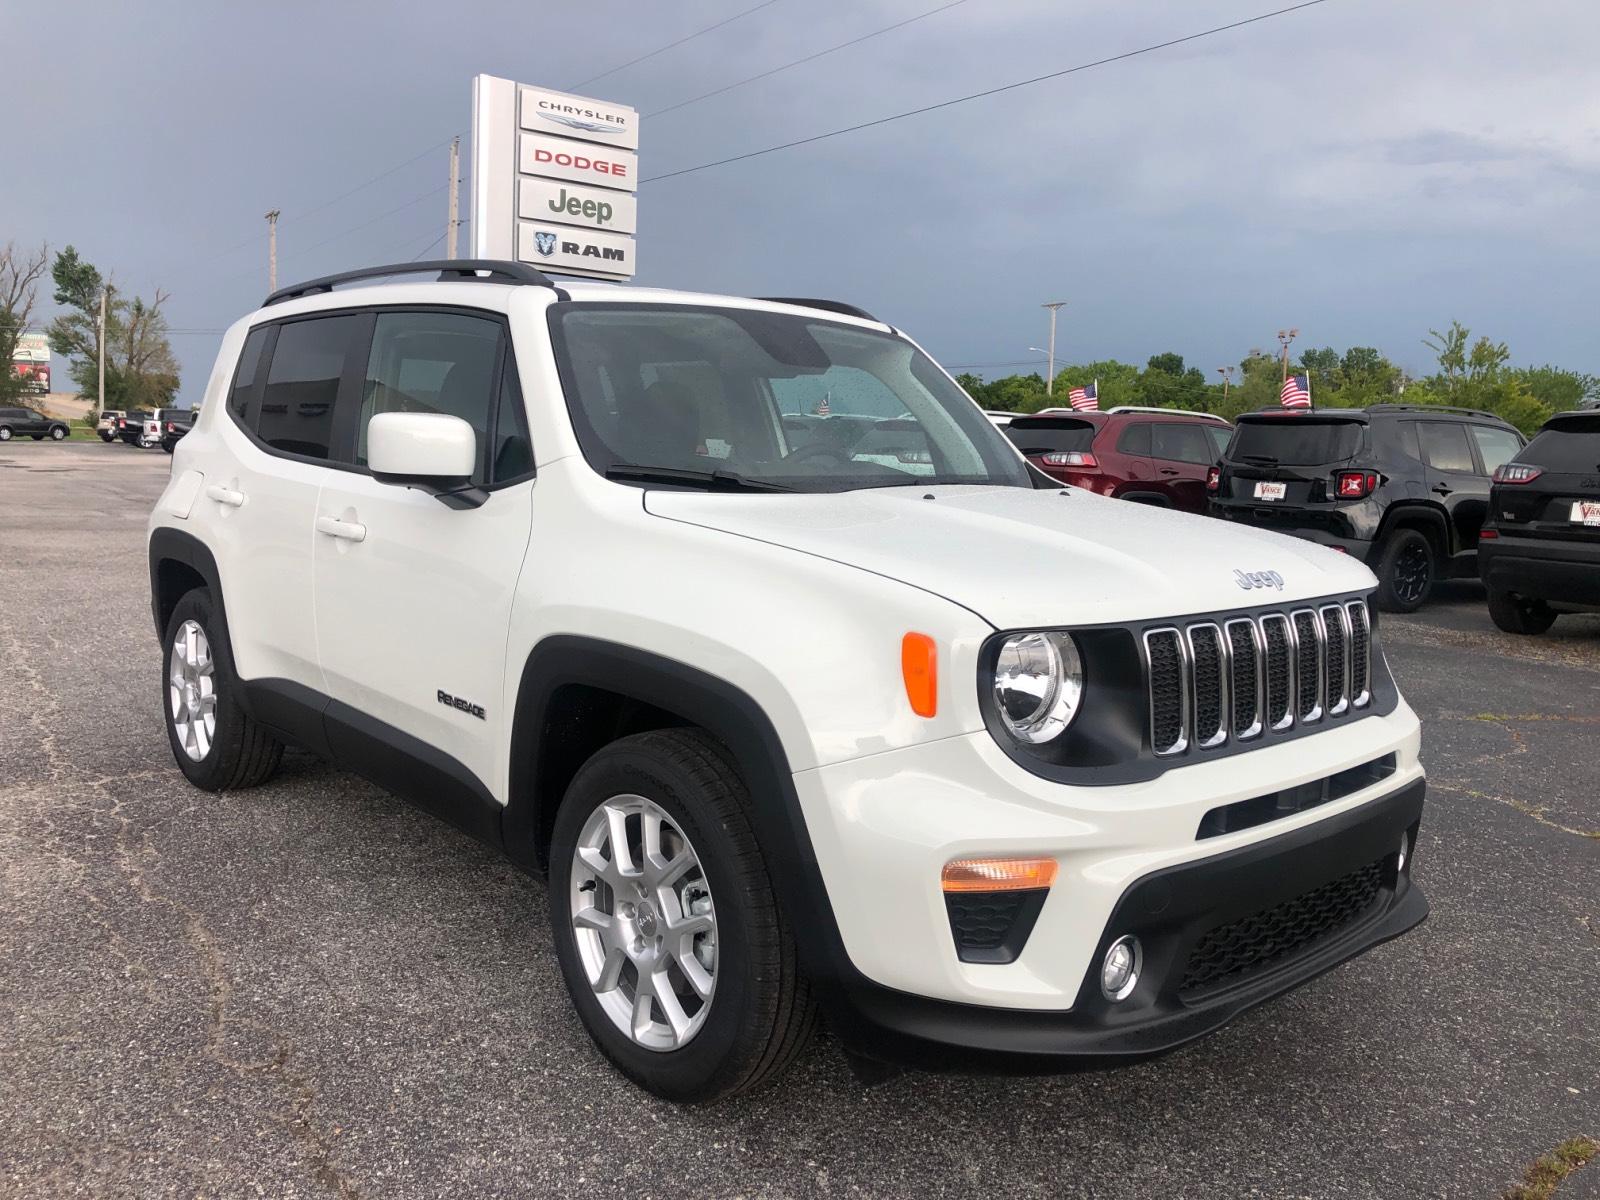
[1042,301,1066,396]
[1276,327,1299,381]
[96,286,108,415]
[265,209,281,292]
[1216,365,1234,401]
[446,136,461,260]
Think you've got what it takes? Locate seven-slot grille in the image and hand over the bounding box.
[1143,599,1372,757]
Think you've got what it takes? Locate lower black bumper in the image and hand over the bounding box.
[1480,537,1600,606]
[1209,503,1377,563]
[825,777,1427,1071]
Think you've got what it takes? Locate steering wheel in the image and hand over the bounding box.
[783,441,852,467]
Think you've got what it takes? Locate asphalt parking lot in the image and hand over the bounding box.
[2,441,1596,1200]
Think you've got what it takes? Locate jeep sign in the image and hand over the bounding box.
[518,178,637,235]
[471,74,637,281]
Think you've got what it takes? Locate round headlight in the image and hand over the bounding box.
[992,631,1084,744]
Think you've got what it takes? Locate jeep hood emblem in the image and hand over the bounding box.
[1234,569,1285,591]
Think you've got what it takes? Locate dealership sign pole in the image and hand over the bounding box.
[470,75,637,281]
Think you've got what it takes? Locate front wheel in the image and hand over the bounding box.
[162,588,284,790]
[0,426,12,441]
[1375,528,1435,612]
[99,431,115,443]
[549,729,816,1103]
[49,427,66,441]
[1487,589,1556,635]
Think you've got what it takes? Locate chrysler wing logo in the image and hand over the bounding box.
[533,231,558,257]
[1234,569,1285,591]
[539,112,616,135]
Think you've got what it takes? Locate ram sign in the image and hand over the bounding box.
[472,75,638,281]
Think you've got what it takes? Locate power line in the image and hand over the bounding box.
[569,0,784,90]
[643,0,1334,184]
[646,0,970,119]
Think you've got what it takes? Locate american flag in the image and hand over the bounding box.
[1280,373,1311,409]
[1068,381,1098,412]
[816,392,831,416]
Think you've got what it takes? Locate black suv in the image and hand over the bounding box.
[0,406,70,442]
[1478,410,1600,634]
[159,408,196,453]
[1209,405,1524,612]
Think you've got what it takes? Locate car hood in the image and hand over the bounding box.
[644,484,1375,629]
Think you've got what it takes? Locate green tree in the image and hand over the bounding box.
[1418,320,1550,434]
[1299,346,1340,397]
[45,246,180,410]
[1508,365,1598,413]
[1137,352,1209,411]
[1049,359,1140,411]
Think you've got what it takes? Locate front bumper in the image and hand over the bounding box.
[792,703,1426,1067]
[825,777,1425,1070]
[1480,534,1600,606]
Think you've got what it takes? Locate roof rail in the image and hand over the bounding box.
[755,296,879,322]
[264,259,555,306]
[1363,402,1504,421]
[1106,405,1229,422]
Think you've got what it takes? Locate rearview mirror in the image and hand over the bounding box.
[368,412,485,508]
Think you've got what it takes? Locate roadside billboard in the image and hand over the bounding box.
[11,333,50,394]
[472,75,638,281]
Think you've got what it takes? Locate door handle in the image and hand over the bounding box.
[205,483,245,508]
[316,515,367,543]
[1431,484,1452,496]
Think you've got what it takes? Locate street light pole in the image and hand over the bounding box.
[1216,366,1234,401]
[96,286,107,416]
[265,209,281,292]
[446,136,461,259]
[1276,327,1299,381]
[1042,301,1066,397]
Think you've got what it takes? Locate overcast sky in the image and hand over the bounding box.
[8,0,1598,406]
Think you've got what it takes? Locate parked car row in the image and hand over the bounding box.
[98,407,195,451]
[998,400,1598,633]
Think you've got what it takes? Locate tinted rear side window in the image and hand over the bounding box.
[1150,422,1214,465]
[1469,425,1521,475]
[229,326,272,422]
[1005,420,1098,455]
[1229,419,1362,464]
[259,316,361,459]
[1417,421,1476,473]
[1519,428,1600,473]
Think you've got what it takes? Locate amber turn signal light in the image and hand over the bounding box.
[941,857,1058,893]
[901,632,937,718]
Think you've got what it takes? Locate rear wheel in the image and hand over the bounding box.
[0,426,12,441]
[1375,528,1434,612]
[1487,589,1556,635]
[162,588,284,790]
[549,729,816,1103]
[49,426,66,441]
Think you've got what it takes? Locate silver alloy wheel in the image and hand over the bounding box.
[569,794,718,1051]
[168,619,217,762]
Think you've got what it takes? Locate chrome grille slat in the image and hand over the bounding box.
[1291,609,1324,724]
[1140,596,1370,757]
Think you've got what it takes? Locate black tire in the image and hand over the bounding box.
[1487,589,1557,635]
[162,440,175,454]
[0,426,12,441]
[1375,528,1435,612]
[49,426,66,441]
[161,588,283,791]
[549,729,817,1103]
[99,432,115,443]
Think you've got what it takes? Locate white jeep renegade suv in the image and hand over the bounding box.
[148,260,1427,1102]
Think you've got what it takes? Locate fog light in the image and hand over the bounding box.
[1101,935,1142,1001]
[1397,834,1410,873]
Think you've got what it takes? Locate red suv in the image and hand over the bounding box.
[1005,407,1233,514]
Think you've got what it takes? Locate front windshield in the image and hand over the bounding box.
[549,304,1031,492]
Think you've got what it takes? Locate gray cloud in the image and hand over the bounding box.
[5,0,1597,406]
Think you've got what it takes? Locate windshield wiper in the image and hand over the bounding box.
[605,463,795,493]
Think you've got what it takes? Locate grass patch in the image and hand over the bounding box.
[1502,1136,1599,1200]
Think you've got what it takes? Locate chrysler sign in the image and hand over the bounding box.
[471,75,638,280]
